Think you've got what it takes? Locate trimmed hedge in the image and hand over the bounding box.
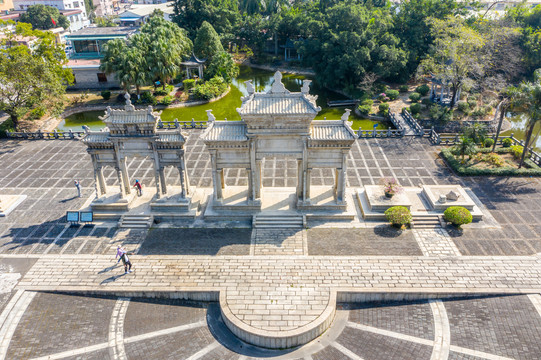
[415,84,430,96]
[384,206,412,227]
[444,206,472,227]
[399,85,409,92]
[502,138,513,147]
[410,103,421,115]
[440,147,541,176]
[409,92,421,103]
[386,89,400,100]
[101,90,111,100]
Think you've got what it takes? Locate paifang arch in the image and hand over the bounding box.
[202,71,356,211]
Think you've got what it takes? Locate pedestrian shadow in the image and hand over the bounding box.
[98,264,119,274]
[59,196,79,203]
[100,273,125,284]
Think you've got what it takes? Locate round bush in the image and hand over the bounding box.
[443,206,472,227]
[409,92,421,103]
[384,206,412,227]
[509,145,523,159]
[502,138,513,148]
[386,89,400,101]
[457,101,469,113]
[379,102,390,115]
[101,90,111,100]
[415,84,430,96]
[421,98,432,106]
[399,85,409,92]
[360,99,373,106]
[483,138,494,148]
[357,104,371,116]
[410,103,421,115]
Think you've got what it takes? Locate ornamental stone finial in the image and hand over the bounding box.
[124,92,135,111]
[269,71,288,94]
[206,109,216,123]
[341,109,351,121]
[301,80,312,94]
[245,80,255,95]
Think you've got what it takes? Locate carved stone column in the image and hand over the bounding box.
[247,168,253,202]
[337,152,348,203]
[210,151,222,200]
[180,155,190,196]
[254,160,261,199]
[178,166,186,198]
[97,166,107,195]
[305,168,311,201]
[119,157,131,195]
[154,167,161,199]
[296,160,303,198]
[159,167,167,195]
[115,167,126,199]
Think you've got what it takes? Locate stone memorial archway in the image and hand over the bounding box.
[202,71,355,212]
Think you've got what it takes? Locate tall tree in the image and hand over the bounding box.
[172,0,240,39]
[19,4,70,30]
[394,0,469,75]
[205,51,239,83]
[507,68,541,168]
[136,16,192,90]
[297,2,407,89]
[418,17,485,109]
[194,21,224,60]
[0,21,73,131]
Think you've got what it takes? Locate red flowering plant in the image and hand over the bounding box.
[379,177,403,197]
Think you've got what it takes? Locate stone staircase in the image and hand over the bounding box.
[253,214,304,229]
[118,214,154,229]
[411,214,442,229]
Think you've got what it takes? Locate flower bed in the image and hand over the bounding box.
[440,147,541,176]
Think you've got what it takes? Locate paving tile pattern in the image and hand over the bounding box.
[252,229,304,256]
[445,295,541,359]
[413,228,461,256]
[307,228,422,256]
[6,292,116,360]
[346,300,435,340]
[337,327,433,359]
[139,228,251,255]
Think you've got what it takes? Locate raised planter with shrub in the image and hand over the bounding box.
[443,206,472,227]
[384,206,412,228]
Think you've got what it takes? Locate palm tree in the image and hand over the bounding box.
[508,69,541,168]
[454,136,477,164]
[100,39,128,89]
[492,96,509,152]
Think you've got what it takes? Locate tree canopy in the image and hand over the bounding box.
[194,21,224,61]
[0,21,73,131]
[206,51,239,83]
[19,4,70,30]
[172,0,240,39]
[101,17,192,92]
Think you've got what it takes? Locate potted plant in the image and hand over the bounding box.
[379,177,403,198]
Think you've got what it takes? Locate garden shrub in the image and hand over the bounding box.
[440,148,541,176]
[154,85,174,96]
[484,153,504,167]
[421,98,432,106]
[361,99,373,106]
[430,104,453,124]
[139,91,157,105]
[467,99,477,108]
[471,108,485,117]
[193,76,228,100]
[415,84,430,96]
[378,102,390,116]
[457,101,470,113]
[183,79,196,90]
[374,83,388,93]
[386,90,400,101]
[510,145,523,159]
[410,103,421,115]
[409,92,421,103]
[101,90,111,100]
[28,107,45,120]
[443,206,472,227]
[384,206,412,227]
[502,138,513,147]
[160,95,173,106]
[357,104,371,116]
[0,118,14,138]
[116,93,126,102]
[483,138,494,148]
[399,85,409,92]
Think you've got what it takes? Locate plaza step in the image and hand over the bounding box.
[119,214,153,229]
[253,214,304,229]
[411,214,442,229]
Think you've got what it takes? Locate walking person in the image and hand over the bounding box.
[115,245,132,274]
[74,180,81,197]
[133,179,142,196]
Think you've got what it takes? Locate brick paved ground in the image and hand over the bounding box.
[1,137,540,256]
[4,293,541,359]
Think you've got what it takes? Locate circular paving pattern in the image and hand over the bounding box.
[3,292,541,359]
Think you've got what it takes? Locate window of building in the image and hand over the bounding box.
[73,40,99,53]
[97,73,108,82]
[73,1,79,7]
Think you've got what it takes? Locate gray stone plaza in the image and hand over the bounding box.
[0,78,541,359]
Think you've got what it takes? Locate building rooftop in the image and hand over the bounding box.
[310,121,356,141]
[202,121,248,142]
[119,2,174,18]
[66,26,136,38]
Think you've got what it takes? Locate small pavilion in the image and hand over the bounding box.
[429,74,461,106]
[181,54,206,79]
[202,71,355,212]
[82,94,191,213]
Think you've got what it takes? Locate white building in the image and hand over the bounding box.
[12,0,90,31]
[118,2,173,26]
